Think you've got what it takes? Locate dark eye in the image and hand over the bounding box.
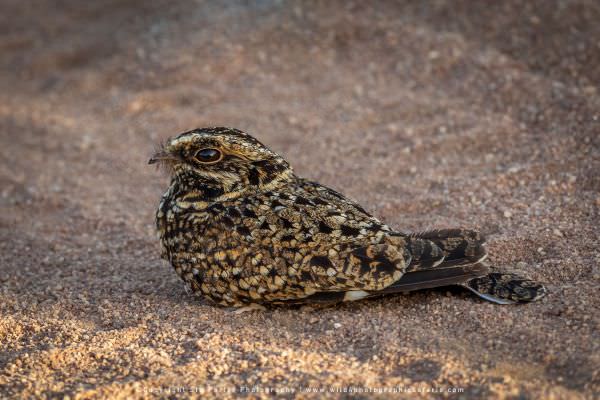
[194,148,222,163]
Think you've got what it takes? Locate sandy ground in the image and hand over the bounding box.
[0,1,599,398]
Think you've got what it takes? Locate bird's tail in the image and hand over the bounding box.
[365,229,488,295]
[380,229,547,304]
[404,228,488,271]
[463,272,547,304]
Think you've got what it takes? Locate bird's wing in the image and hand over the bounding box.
[298,238,409,293]
[287,179,412,291]
[193,178,410,302]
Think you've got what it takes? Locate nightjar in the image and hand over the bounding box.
[149,127,546,309]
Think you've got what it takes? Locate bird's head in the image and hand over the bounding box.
[149,127,294,200]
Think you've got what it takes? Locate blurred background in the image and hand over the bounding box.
[1,1,598,398]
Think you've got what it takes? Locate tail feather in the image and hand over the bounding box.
[463,273,547,304]
[377,262,490,294]
[404,229,487,271]
[403,236,446,271]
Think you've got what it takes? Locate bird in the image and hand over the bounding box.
[149,127,547,310]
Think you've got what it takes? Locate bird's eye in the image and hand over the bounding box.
[194,148,222,163]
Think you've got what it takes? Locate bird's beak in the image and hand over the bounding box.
[148,150,177,165]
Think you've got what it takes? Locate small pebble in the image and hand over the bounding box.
[553,229,563,237]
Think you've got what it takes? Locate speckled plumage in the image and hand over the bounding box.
[150,127,546,308]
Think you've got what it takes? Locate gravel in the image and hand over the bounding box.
[0,1,598,398]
